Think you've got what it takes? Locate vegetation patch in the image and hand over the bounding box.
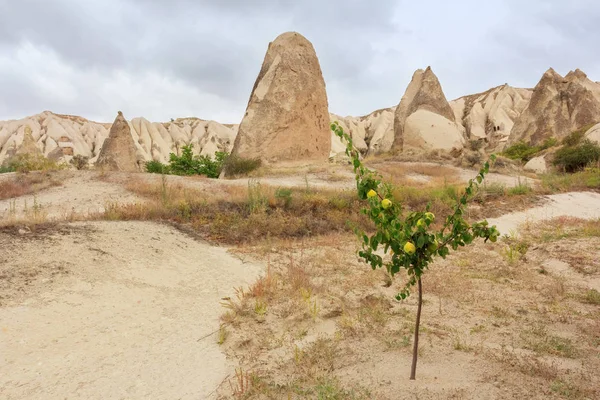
[145,144,227,178]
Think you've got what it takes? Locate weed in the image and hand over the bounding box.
[223,154,262,177]
[217,325,229,345]
[583,289,600,305]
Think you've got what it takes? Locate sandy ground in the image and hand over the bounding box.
[1,168,599,399]
[0,172,142,220]
[487,192,600,234]
[0,221,262,399]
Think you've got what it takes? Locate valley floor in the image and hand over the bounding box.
[0,165,599,399]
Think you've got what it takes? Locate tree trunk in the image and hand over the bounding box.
[410,277,423,380]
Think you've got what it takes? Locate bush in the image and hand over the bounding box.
[145,160,170,174]
[70,155,89,170]
[223,155,262,177]
[502,138,557,162]
[0,164,15,174]
[5,154,64,173]
[553,140,600,172]
[145,144,227,178]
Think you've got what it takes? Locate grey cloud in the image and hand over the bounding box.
[0,0,599,122]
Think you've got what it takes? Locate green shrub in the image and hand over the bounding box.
[502,138,557,162]
[553,140,600,172]
[0,164,15,174]
[502,142,540,161]
[70,154,89,170]
[145,160,170,174]
[223,154,262,177]
[275,187,293,207]
[147,144,228,178]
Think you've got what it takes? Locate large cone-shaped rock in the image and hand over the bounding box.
[229,32,330,165]
[508,68,600,145]
[393,67,464,151]
[96,112,141,171]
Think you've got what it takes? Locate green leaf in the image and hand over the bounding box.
[416,235,425,248]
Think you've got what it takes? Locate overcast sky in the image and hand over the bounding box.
[1,0,599,123]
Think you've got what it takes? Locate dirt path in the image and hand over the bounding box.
[0,221,263,399]
[487,191,600,235]
[0,172,141,220]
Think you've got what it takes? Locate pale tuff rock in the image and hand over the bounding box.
[0,112,237,166]
[330,107,396,156]
[96,112,142,172]
[523,155,548,173]
[450,85,532,151]
[229,32,331,165]
[585,122,600,144]
[508,68,600,145]
[393,67,465,151]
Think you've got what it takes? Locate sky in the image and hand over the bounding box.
[0,0,599,123]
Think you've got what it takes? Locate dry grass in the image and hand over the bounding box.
[215,215,600,399]
[0,172,63,200]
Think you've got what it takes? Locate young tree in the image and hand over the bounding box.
[332,122,499,380]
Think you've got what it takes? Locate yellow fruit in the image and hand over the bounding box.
[425,212,435,221]
[417,219,426,228]
[381,199,392,209]
[489,235,497,243]
[367,189,377,198]
[404,242,416,255]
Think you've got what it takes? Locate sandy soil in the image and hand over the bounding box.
[0,221,262,399]
[1,168,599,399]
[487,192,600,234]
[0,172,142,220]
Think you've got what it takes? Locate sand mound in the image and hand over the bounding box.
[0,221,262,399]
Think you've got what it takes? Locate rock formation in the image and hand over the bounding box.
[0,111,238,166]
[95,112,143,172]
[229,32,331,165]
[393,67,465,152]
[450,85,532,151]
[508,68,600,145]
[585,122,600,145]
[330,106,396,156]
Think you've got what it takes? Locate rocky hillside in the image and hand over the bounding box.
[508,68,600,145]
[2,68,600,167]
[0,111,238,166]
[450,84,533,152]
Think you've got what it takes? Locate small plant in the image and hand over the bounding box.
[0,164,15,173]
[70,154,89,170]
[507,178,532,196]
[583,289,600,305]
[254,299,268,316]
[145,160,170,174]
[229,367,251,398]
[6,154,64,173]
[331,122,499,380]
[553,140,600,172]
[217,324,229,345]
[146,144,227,178]
[247,179,268,214]
[502,138,556,162]
[223,154,262,177]
[275,187,293,208]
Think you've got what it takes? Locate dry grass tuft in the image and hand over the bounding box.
[0,172,63,201]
